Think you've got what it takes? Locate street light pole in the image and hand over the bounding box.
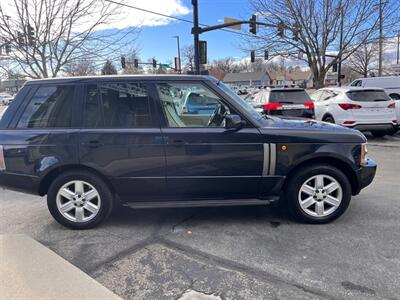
[337,6,344,86]
[378,0,383,76]
[192,0,200,75]
[397,30,399,65]
[172,36,181,74]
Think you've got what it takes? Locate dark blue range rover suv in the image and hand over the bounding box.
[0,75,376,229]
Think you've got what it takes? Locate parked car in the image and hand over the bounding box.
[350,77,400,133]
[251,88,315,119]
[0,75,376,229]
[0,93,14,106]
[182,91,219,115]
[350,76,400,100]
[310,87,397,137]
[0,107,7,120]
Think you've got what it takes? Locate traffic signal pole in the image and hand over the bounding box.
[192,0,200,75]
[191,1,273,75]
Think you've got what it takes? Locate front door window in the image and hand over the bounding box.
[156,82,230,128]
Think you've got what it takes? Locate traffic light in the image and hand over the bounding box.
[332,63,338,72]
[152,59,157,68]
[199,40,207,64]
[250,50,255,63]
[264,50,269,60]
[120,56,126,69]
[134,59,139,68]
[5,42,11,54]
[26,24,35,46]
[277,21,285,37]
[249,14,257,35]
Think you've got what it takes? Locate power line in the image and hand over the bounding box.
[103,0,257,38]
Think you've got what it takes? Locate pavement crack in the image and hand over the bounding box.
[158,238,335,300]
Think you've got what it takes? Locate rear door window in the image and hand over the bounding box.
[346,90,390,102]
[83,82,153,128]
[269,90,311,104]
[17,85,74,128]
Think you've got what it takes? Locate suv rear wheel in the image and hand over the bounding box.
[323,116,335,123]
[285,164,351,223]
[47,171,113,229]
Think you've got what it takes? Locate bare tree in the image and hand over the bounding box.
[123,49,143,74]
[248,0,400,88]
[348,43,379,78]
[64,59,96,76]
[181,45,194,72]
[0,0,139,78]
[101,60,117,75]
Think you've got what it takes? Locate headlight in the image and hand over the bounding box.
[361,143,368,166]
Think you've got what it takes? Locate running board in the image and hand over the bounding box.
[123,198,278,209]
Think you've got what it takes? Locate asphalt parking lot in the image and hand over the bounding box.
[1,101,400,299]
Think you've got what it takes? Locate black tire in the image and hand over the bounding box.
[284,164,352,224]
[323,116,335,123]
[371,131,386,138]
[47,170,114,229]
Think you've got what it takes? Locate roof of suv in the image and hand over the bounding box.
[24,75,214,85]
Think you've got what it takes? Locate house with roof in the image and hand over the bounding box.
[223,71,271,87]
[268,69,313,88]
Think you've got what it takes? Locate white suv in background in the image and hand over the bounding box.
[310,87,397,137]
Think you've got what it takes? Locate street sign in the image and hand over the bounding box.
[223,18,241,30]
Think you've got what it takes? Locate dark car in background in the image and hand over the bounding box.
[0,75,376,229]
[249,88,315,119]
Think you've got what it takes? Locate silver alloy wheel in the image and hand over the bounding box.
[298,174,343,218]
[56,180,101,223]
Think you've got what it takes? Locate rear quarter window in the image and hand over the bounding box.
[346,90,390,102]
[17,85,75,128]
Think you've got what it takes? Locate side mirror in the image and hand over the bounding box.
[225,114,246,130]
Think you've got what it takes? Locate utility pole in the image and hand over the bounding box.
[397,30,399,65]
[337,6,344,86]
[378,0,383,76]
[192,0,200,75]
[172,36,181,73]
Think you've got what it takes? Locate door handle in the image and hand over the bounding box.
[81,141,104,148]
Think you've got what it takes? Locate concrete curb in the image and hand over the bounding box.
[0,234,121,300]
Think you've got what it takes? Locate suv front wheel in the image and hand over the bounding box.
[47,171,113,229]
[285,164,352,223]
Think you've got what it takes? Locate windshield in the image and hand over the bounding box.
[210,79,268,125]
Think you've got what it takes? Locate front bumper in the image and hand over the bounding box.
[353,158,377,195]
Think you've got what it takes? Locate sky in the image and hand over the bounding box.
[112,0,254,64]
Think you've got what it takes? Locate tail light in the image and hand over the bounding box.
[0,145,6,171]
[263,103,283,111]
[343,121,355,125]
[388,103,396,109]
[304,102,315,109]
[338,103,362,110]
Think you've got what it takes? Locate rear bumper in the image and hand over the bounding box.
[353,158,377,195]
[345,122,397,132]
[0,171,40,195]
